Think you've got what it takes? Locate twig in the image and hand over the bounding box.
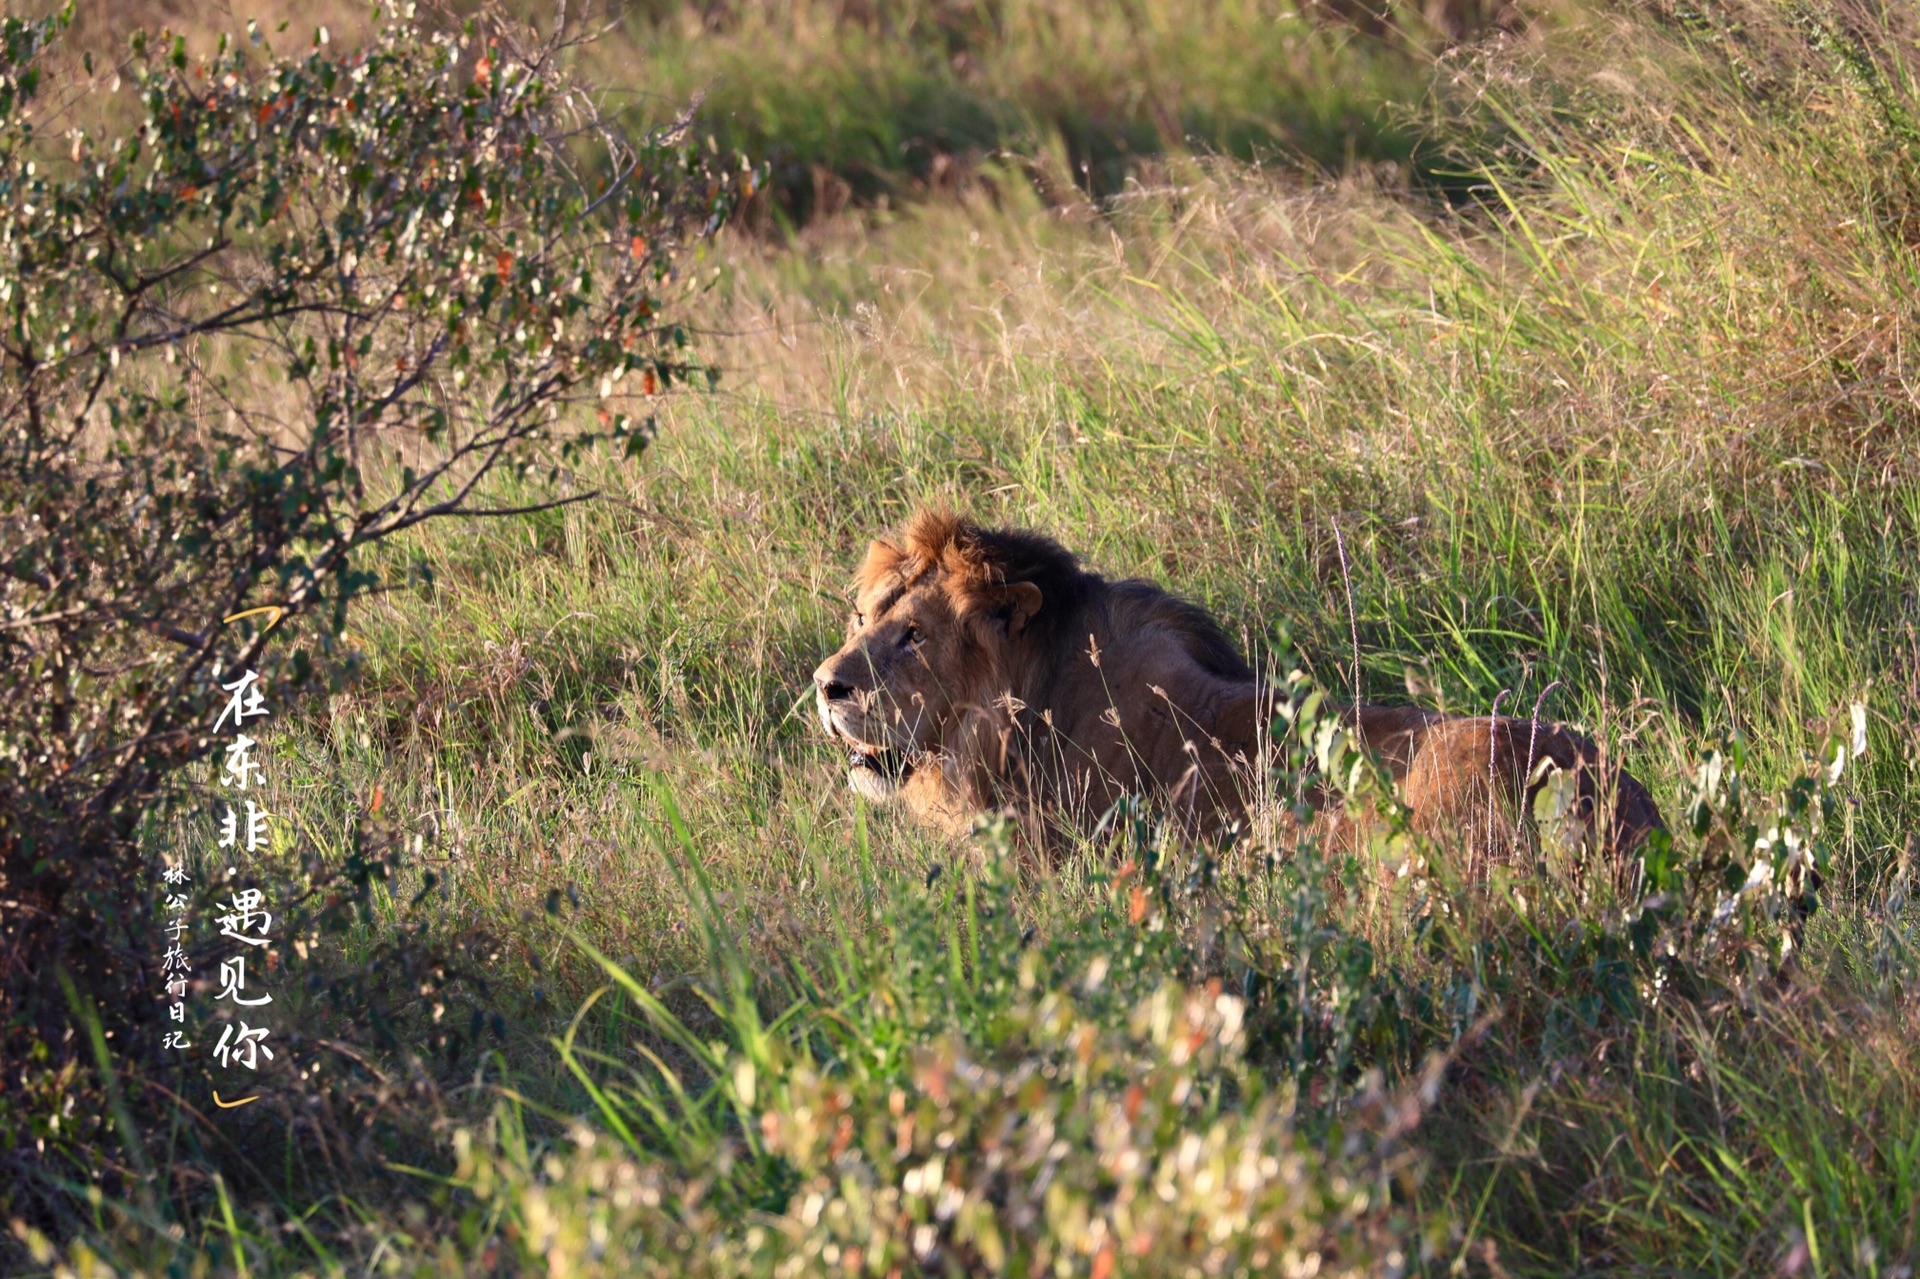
[0,604,90,631]
[439,491,601,520]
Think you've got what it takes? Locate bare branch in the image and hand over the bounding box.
[0,604,91,631]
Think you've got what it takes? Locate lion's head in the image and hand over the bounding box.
[810,509,1078,803]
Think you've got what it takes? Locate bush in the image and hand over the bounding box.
[0,1,744,1230]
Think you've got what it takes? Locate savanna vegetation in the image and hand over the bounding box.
[3,0,1918,1274]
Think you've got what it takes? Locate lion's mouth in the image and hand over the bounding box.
[823,699,920,800]
[843,741,914,804]
[847,743,910,781]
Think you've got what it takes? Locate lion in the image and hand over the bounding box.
[811,509,1664,856]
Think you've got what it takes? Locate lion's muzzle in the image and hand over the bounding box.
[814,656,915,800]
[813,672,881,749]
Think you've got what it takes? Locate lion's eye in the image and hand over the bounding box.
[853,611,866,628]
[902,623,923,646]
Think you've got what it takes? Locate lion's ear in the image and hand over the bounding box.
[855,538,906,592]
[979,581,1043,637]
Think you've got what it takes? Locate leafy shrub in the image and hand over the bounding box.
[0,0,744,1229]
[459,975,1427,1277]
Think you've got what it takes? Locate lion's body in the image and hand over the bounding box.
[811,510,1663,853]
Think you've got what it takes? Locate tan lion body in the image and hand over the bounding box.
[811,510,1663,853]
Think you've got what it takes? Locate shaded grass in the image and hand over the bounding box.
[1423,947,1920,1274]
[41,0,1500,220]
[587,0,1478,218]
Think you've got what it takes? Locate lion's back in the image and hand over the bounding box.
[1101,579,1255,682]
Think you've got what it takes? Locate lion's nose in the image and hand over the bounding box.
[814,661,858,704]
